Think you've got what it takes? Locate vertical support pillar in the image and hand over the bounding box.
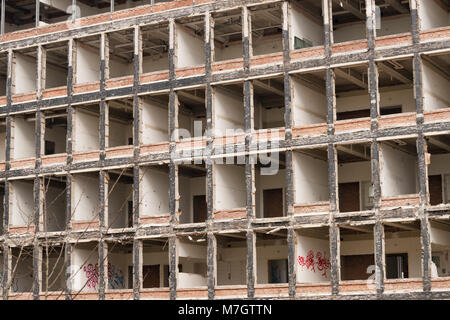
[66,39,75,163]
[99,171,107,230]
[133,239,142,300]
[328,144,339,295]
[206,232,216,300]
[409,0,420,45]
[100,33,108,161]
[65,242,72,300]
[329,222,340,295]
[168,236,178,300]
[98,240,107,300]
[323,0,333,57]
[287,227,296,297]
[2,245,10,299]
[32,243,42,299]
[1,0,5,36]
[246,230,256,298]
[242,6,252,72]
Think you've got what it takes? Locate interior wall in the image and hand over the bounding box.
[142,248,170,288]
[430,224,450,247]
[253,37,282,56]
[215,43,243,62]
[0,130,5,162]
[338,161,371,183]
[380,144,418,197]
[255,168,285,218]
[178,241,207,288]
[13,117,35,160]
[179,176,206,224]
[143,55,169,73]
[74,109,99,152]
[140,168,170,217]
[256,243,288,284]
[418,0,450,30]
[14,53,37,94]
[291,8,324,48]
[45,125,67,154]
[10,181,34,227]
[11,254,33,293]
[110,58,133,79]
[423,62,450,111]
[142,99,168,144]
[214,165,246,211]
[76,42,100,84]
[109,119,132,147]
[296,234,331,283]
[72,174,99,222]
[293,152,328,204]
[43,252,66,292]
[108,180,131,229]
[292,78,326,126]
[45,184,66,232]
[213,87,244,134]
[46,63,67,89]
[217,244,246,285]
[176,25,205,68]
[72,245,99,292]
[108,251,131,290]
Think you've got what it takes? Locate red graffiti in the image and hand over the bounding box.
[298,250,331,278]
[83,263,99,289]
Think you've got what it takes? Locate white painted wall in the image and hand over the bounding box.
[256,243,288,284]
[74,109,99,152]
[76,42,100,84]
[176,26,205,68]
[430,224,450,247]
[214,87,244,134]
[297,234,331,283]
[140,168,170,217]
[255,168,285,218]
[215,43,243,62]
[10,181,34,227]
[214,165,246,211]
[338,161,371,183]
[142,98,169,144]
[292,78,327,126]
[12,116,35,159]
[291,8,324,48]
[380,144,418,197]
[72,245,99,292]
[143,55,169,73]
[14,53,37,94]
[217,244,246,285]
[418,0,450,30]
[108,181,131,229]
[179,176,206,224]
[423,63,450,111]
[72,173,99,222]
[293,152,328,204]
[253,37,283,56]
[110,58,133,79]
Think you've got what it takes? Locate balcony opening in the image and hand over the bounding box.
[337,142,373,213]
[250,3,282,56]
[38,2,71,27]
[255,152,286,218]
[44,109,67,156]
[253,76,285,130]
[375,0,411,38]
[10,247,34,293]
[296,227,331,285]
[418,0,450,31]
[255,230,288,284]
[10,179,34,230]
[141,23,169,73]
[212,9,243,62]
[178,162,207,224]
[3,1,37,33]
[107,28,134,79]
[43,175,67,232]
[108,98,133,148]
[75,35,101,85]
[142,238,170,289]
[73,103,100,153]
[379,138,419,198]
[213,82,244,137]
[72,172,100,225]
[430,218,450,279]
[332,0,366,43]
[140,164,170,225]
[72,242,99,293]
[216,233,247,286]
[107,168,133,230]
[426,134,450,206]
[13,47,37,95]
[107,241,132,290]
[178,87,206,140]
[41,245,66,293]
[290,0,324,49]
[178,235,207,289]
[291,70,327,128]
[422,52,450,112]
[141,94,169,145]
[175,16,205,69]
[44,41,68,90]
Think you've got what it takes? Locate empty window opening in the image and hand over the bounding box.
[142,239,169,289]
[72,172,100,224]
[293,147,329,208]
[108,98,133,148]
[426,134,450,206]
[296,227,331,284]
[10,247,34,293]
[384,220,422,280]
[141,94,169,145]
[140,164,170,224]
[213,9,243,62]
[107,168,133,230]
[253,77,285,130]
[250,3,283,56]
[107,242,133,290]
[214,161,246,215]
[175,16,205,69]
[256,230,288,284]
[332,0,366,43]
[213,82,244,137]
[43,175,67,232]
[141,23,169,73]
[77,0,111,18]
[430,218,450,278]
[255,152,286,218]
[10,179,34,229]
[12,113,36,160]
[38,2,71,27]
[291,70,327,127]
[107,28,134,79]
[418,0,450,31]
[422,52,450,112]
[44,109,67,155]
[337,142,373,213]
[375,0,411,38]
[178,235,207,289]
[13,47,38,95]
[178,88,206,140]
[0,52,7,97]
[216,233,247,286]
[340,224,375,282]
[42,245,66,293]
[379,138,419,198]
[75,35,101,85]
[72,242,99,293]
[73,103,100,153]
[290,1,324,50]
[2,1,37,34]
[178,162,207,224]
